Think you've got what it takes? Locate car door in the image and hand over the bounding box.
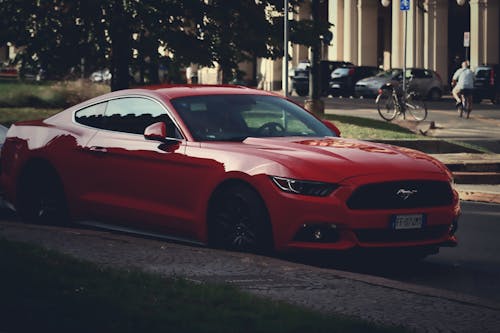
[408,69,431,96]
[81,96,197,237]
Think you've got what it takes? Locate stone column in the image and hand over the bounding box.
[343,0,358,64]
[357,0,378,66]
[391,0,404,68]
[424,0,448,81]
[292,3,311,67]
[470,0,499,68]
[328,0,344,60]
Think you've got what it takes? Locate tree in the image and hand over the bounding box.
[201,0,285,84]
[0,0,330,92]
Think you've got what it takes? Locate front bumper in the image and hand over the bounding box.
[263,174,460,253]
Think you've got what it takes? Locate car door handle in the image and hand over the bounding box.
[88,146,108,154]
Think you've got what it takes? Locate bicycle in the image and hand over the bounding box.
[376,82,428,121]
[457,88,473,119]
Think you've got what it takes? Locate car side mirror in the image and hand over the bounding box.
[144,122,167,141]
[322,120,341,137]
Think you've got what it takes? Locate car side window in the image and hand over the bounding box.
[422,70,433,79]
[411,69,425,79]
[75,102,107,128]
[103,97,181,138]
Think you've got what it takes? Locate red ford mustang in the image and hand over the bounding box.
[0,85,459,256]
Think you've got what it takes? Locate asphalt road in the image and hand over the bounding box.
[284,201,500,304]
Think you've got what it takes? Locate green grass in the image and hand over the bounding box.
[324,114,419,140]
[0,80,109,108]
[0,238,406,333]
[0,107,62,127]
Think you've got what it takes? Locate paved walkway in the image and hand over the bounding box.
[1,221,499,333]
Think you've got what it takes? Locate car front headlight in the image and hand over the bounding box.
[271,176,338,197]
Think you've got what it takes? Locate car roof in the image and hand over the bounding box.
[79,85,281,107]
[149,85,279,100]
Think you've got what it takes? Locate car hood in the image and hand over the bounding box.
[207,137,449,183]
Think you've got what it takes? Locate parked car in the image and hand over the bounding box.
[329,65,382,96]
[0,67,18,79]
[90,69,112,83]
[473,64,500,104]
[355,68,444,100]
[0,86,459,257]
[292,60,353,96]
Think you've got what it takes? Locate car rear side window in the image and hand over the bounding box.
[475,69,491,79]
[103,97,180,137]
[75,102,107,128]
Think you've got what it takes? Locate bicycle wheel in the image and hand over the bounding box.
[377,92,398,121]
[406,96,427,121]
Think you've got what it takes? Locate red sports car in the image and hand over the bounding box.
[0,85,459,256]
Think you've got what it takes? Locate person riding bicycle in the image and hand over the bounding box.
[451,61,474,108]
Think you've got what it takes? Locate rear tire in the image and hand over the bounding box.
[17,164,69,225]
[208,183,273,253]
[427,88,442,101]
[377,92,398,121]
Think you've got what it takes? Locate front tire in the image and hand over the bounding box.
[208,183,273,253]
[406,97,428,121]
[376,91,398,121]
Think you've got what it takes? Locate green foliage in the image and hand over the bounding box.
[0,238,407,333]
[0,0,330,89]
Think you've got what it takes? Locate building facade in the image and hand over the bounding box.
[254,0,500,92]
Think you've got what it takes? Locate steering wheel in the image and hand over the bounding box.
[256,122,285,136]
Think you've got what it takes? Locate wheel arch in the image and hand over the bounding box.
[427,87,442,101]
[205,177,275,249]
[16,157,66,205]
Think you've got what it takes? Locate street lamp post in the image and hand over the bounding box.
[283,0,289,97]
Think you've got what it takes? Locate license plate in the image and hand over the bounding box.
[391,214,424,230]
[332,84,340,88]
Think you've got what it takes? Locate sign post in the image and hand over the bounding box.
[400,0,409,98]
[283,0,289,97]
[463,31,470,62]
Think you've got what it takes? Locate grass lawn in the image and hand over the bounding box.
[0,238,406,333]
[0,80,109,108]
[325,114,418,140]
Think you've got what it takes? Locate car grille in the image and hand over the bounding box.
[355,225,449,243]
[346,180,453,210]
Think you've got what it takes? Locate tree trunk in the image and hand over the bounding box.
[306,0,324,117]
[109,5,132,91]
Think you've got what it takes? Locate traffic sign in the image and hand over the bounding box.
[400,0,410,11]
[463,32,470,47]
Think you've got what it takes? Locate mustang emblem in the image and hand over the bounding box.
[396,189,418,200]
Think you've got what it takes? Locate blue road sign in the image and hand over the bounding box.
[400,0,410,11]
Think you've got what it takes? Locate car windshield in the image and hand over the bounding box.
[171,95,334,141]
[376,69,402,78]
[332,67,351,76]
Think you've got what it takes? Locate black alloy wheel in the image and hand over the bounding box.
[208,184,273,253]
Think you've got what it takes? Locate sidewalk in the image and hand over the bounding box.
[432,153,500,204]
[1,221,499,333]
